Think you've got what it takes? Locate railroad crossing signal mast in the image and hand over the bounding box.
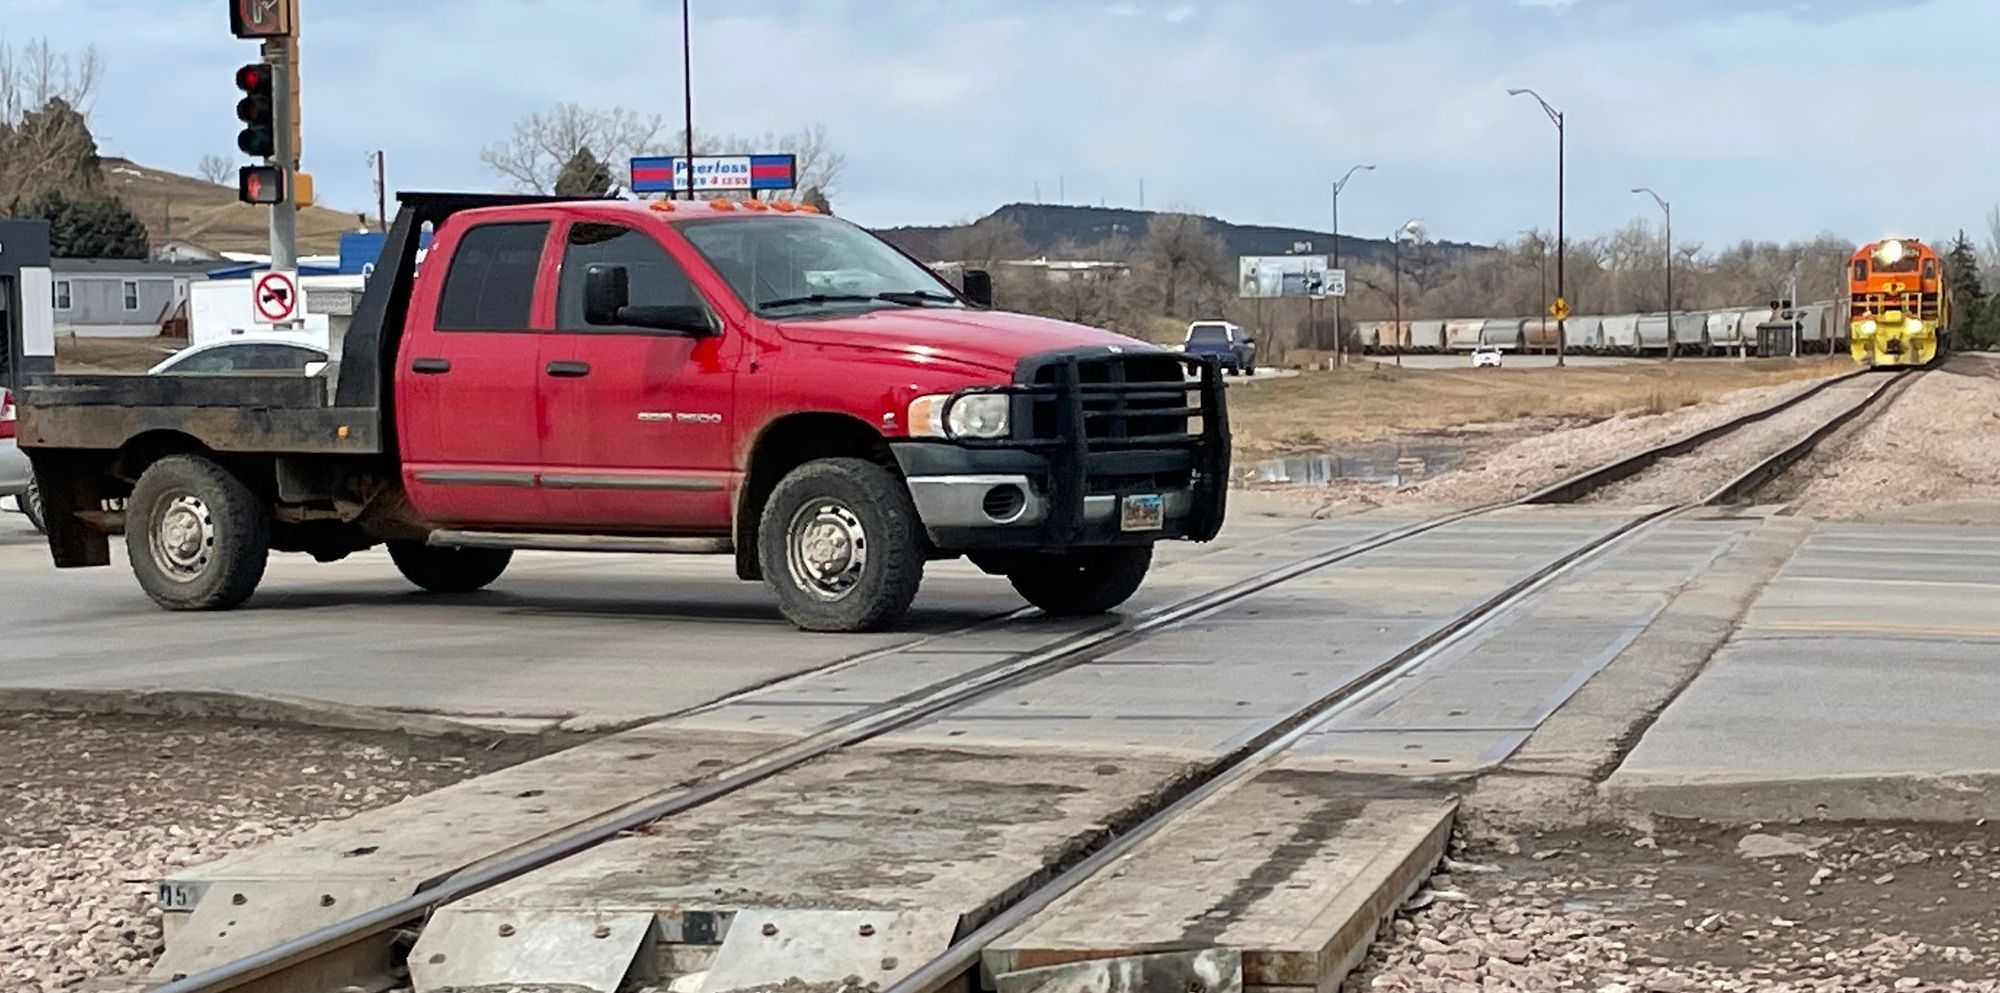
[229,0,310,272]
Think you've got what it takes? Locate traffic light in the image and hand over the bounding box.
[238,164,286,205]
[235,63,275,158]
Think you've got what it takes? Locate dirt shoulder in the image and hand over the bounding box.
[1779,355,2000,522]
[1232,358,1848,510]
[0,712,567,993]
[1346,822,2000,993]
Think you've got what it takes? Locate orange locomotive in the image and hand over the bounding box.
[1848,238,1949,367]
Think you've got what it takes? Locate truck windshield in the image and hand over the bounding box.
[678,215,962,315]
[1187,325,1230,344]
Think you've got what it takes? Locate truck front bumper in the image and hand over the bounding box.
[890,349,1230,552]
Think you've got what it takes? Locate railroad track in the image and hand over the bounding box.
[141,369,1893,993]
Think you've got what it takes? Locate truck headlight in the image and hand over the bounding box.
[908,392,1011,439]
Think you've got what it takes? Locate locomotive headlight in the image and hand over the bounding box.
[1909,319,1925,334]
[1860,319,1879,334]
[1876,240,1907,265]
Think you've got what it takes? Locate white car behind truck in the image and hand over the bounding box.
[1472,345,1503,368]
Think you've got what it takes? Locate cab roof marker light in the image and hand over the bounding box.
[771,200,798,212]
[648,200,676,212]
[743,198,769,211]
[797,202,821,214]
[709,199,736,211]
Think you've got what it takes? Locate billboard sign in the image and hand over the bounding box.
[1239,255,1331,299]
[629,154,798,194]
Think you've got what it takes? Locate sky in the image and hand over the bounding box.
[6,0,1997,250]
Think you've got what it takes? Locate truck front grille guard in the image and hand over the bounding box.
[936,353,1230,542]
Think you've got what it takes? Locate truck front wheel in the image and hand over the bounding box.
[759,458,925,633]
[127,454,269,611]
[389,541,512,594]
[1008,546,1153,616]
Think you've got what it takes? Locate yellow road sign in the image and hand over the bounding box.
[1549,297,1570,320]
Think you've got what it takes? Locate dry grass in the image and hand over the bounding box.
[1230,357,1849,460]
[105,158,366,256]
[52,336,179,373]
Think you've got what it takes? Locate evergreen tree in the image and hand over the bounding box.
[1945,230,1985,327]
[552,146,613,197]
[19,189,150,258]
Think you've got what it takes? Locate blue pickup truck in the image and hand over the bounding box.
[1182,321,1256,375]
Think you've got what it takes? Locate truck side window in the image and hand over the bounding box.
[556,222,701,331]
[435,222,549,331]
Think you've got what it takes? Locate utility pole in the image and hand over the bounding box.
[1510,88,1565,366]
[1331,164,1375,366]
[373,150,388,231]
[681,0,696,200]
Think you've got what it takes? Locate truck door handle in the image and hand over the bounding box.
[545,361,591,378]
[410,357,451,374]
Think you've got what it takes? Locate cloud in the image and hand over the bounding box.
[19,0,1999,249]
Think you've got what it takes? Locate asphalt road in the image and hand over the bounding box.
[0,503,1315,724]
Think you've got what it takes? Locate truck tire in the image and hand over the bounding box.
[388,541,512,593]
[759,458,925,633]
[127,454,269,611]
[1007,545,1152,616]
[19,477,45,535]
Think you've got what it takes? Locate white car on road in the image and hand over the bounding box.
[1,386,41,532]
[1472,345,1504,368]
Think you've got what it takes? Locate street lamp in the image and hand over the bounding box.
[1632,187,1673,361]
[1392,219,1423,368]
[1331,164,1375,364]
[1509,88,1565,367]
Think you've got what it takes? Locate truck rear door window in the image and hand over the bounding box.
[435,222,549,331]
[555,223,701,330]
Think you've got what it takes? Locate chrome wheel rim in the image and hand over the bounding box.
[786,499,867,601]
[151,493,215,582]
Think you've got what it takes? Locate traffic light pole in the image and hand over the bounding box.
[264,37,298,275]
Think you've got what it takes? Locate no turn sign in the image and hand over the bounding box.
[254,270,301,324]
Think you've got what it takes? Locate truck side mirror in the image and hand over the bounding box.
[962,269,994,308]
[584,264,631,326]
[585,263,715,336]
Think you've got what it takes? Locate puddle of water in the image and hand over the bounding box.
[1256,443,1466,488]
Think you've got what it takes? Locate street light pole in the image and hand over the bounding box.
[1633,188,1672,361]
[1510,88,1566,367]
[1331,164,1375,367]
[1391,219,1421,369]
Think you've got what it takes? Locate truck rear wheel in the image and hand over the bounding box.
[19,477,45,535]
[127,454,269,611]
[389,541,512,593]
[1008,545,1152,616]
[759,458,925,633]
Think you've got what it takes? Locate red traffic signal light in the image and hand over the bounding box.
[235,62,275,158]
[238,164,286,205]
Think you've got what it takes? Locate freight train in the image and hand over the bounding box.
[1847,238,1949,368]
[1357,303,1847,357]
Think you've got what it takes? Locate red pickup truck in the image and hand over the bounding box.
[16,193,1228,631]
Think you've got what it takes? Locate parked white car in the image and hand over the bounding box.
[1,386,42,533]
[1472,345,1504,368]
[148,338,329,376]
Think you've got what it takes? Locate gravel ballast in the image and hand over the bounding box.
[1784,357,2000,520]
[0,712,562,993]
[1344,823,2000,993]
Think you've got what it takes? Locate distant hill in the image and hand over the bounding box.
[101,157,367,256]
[874,202,1488,267]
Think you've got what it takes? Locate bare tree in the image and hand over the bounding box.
[946,215,1029,266]
[481,103,664,193]
[693,123,847,200]
[1140,211,1224,317]
[0,38,105,202]
[197,153,233,185]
